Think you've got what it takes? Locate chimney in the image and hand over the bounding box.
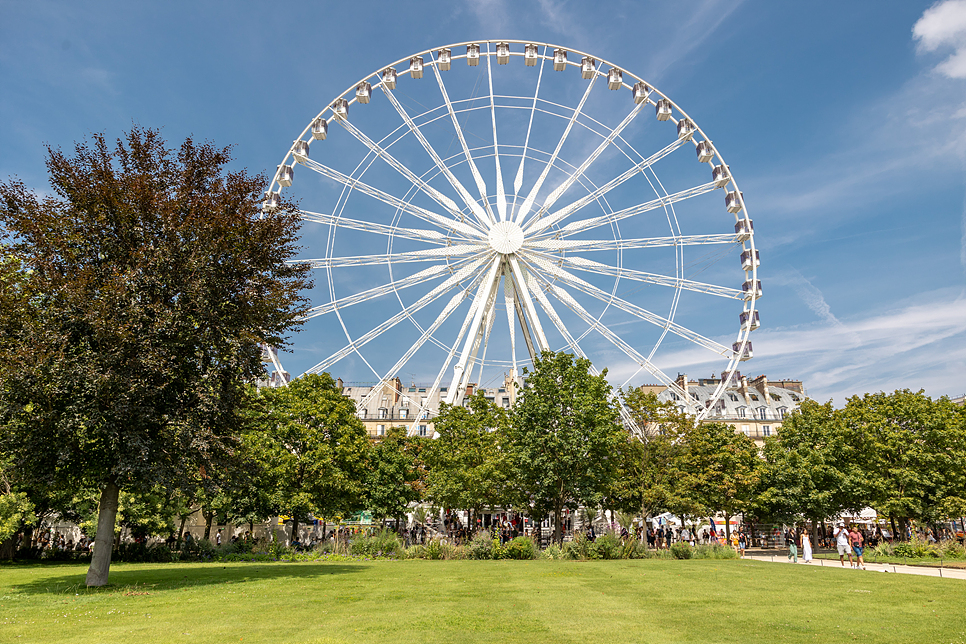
[337,377,344,390]
[740,375,751,404]
[393,376,402,403]
[751,374,769,399]
[675,373,689,399]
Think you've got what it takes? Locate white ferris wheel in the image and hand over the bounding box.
[263,40,760,431]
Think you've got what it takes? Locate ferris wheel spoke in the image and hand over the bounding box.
[526,137,689,235]
[524,255,732,357]
[298,156,482,238]
[502,273,518,376]
[528,232,739,252]
[486,46,507,221]
[409,260,503,433]
[431,53,495,225]
[445,257,503,404]
[304,258,490,375]
[532,271,696,410]
[334,118,483,226]
[293,244,485,269]
[512,45,547,215]
[506,256,551,355]
[548,181,720,238]
[301,259,474,320]
[514,71,599,224]
[301,211,471,246]
[357,270,488,412]
[554,254,745,300]
[519,263,587,359]
[523,100,646,235]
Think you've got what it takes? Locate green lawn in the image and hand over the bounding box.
[1,558,964,643]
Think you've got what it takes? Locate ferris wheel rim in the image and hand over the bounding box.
[267,40,758,423]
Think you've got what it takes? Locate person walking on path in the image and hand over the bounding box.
[849,525,866,570]
[801,527,813,563]
[786,527,798,563]
[834,522,853,567]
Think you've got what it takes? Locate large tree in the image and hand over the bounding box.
[676,421,760,542]
[506,351,624,545]
[0,127,311,584]
[610,389,691,524]
[366,426,423,526]
[841,390,966,535]
[755,399,864,540]
[423,393,507,529]
[248,373,372,542]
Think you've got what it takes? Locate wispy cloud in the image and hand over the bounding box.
[770,270,842,326]
[611,288,966,404]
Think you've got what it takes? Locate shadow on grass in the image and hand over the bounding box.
[6,560,368,596]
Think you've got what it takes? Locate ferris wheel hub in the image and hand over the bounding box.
[488,220,525,255]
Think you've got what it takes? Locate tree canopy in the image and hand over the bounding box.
[0,127,311,584]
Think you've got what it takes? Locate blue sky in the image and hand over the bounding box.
[2,0,965,404]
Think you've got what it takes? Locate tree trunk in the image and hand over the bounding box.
[553,502,563,546]
[810,519,818,552]
[890,516,898,541]
[290,517,300,546]
[724,513,732,543]
[176,515,188,550]
[203,510,213,541]
[85,481,120,587]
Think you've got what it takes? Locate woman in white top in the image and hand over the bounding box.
[801,528,812,563]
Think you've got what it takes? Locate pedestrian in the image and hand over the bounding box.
[849,525,866,570]
[786,527,798,563]
[801,527,813,563]
[737,530,746,558]
[216,529,222,546]
[833,522,853,567]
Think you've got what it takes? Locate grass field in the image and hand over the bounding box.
[1,558,964,643]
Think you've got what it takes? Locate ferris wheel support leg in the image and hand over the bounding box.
[445,257,503,406]
[507,256,550,360]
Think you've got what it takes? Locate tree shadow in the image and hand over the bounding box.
[6,560,368,595]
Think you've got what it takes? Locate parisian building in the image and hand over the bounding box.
[640,372,806,444]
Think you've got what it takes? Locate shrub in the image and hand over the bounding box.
[591,533,623,560]
[939,539,966,559]
[467,532,495,560]
[350,529,404,558]
[501,536,537,560]
[670,542,693,560]
[540,543,564,560]
[405,544,425,559]
[563,533,594,560]
[425,538,445,560]
[693,544,738,560]
[870,541,894,558]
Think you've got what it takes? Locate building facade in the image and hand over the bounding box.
[641,372,806,444]
[338,374,520,438]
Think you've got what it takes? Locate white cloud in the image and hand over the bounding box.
[611,288,966,404]
[770,270,842,326]
[914,0,966,78]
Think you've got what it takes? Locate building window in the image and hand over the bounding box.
[418,425,428,437]
[399,408,408,419]
[670,392,679,401]
[378,407,387,419]
[420,397,428,408]
[762,425,771,437]
[741,424,750,436]
[377,424,386,436]
[502,398,510,408]
[690,392,700,401]
[422,410,430,419]
[757,407,768,420]
[737,406,747,418]
[677,406,686,415]
[750,394,759,401]
[778,407,788,419]
[770,393,781,402]
[400,397,409,407]
[728,393,738,402]
[359,409,367,419]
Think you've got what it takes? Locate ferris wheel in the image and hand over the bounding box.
[264,40,760,428]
